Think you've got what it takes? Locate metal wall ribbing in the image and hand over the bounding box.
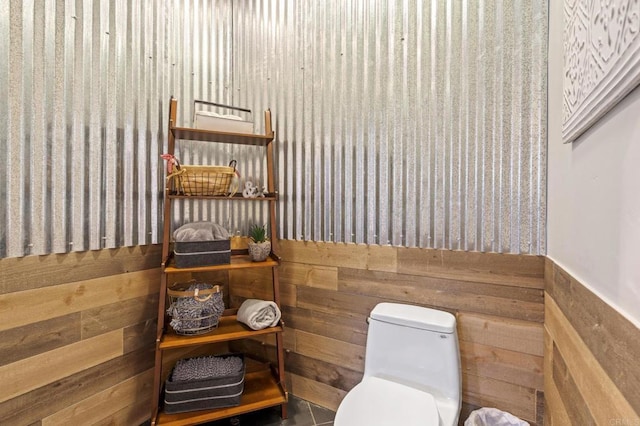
[0,0,547,258]
[234,0,548,253]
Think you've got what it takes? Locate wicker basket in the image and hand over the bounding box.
[166,281,225,335]
[166,160,236,196]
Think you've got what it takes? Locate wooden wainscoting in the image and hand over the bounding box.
[0,245,162,425]
[230,240,545,425]
[544,259,640,425]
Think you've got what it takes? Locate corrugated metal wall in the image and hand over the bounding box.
[0,0,547,258]
[0,0,237,257]
[234,0,548,253]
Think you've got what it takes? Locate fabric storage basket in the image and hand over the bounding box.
[166,281,225,335]
[174,239,231,268]
[173,221,231,268]
[164,353,245,414]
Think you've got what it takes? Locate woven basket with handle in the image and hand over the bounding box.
[167,160,236,196]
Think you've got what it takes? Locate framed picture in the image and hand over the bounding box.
[563,0,640,143]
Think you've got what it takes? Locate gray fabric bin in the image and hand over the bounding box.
[164,353,245,414]
[174,239,231,268]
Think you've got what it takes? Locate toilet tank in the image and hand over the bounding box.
[364,303,461,403]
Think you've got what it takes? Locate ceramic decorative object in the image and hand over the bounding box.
[248,224,271,262]
[248,240,271,262]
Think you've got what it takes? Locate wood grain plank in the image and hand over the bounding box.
[0,268,160,332]
[279,262,338,291]
[228,338,278,365]
[41,369,153,425]
[229,268,296,308]
[552,343,596,426]
[547,260,640,413]
[545,295,638,423]
[366,244,398,272]
[283,305,368,346]
[279,241,369,269]
[0,245,162,294]
[0,329,123,403]
[0,313,81,367]
[536,390,544,426]
[294,330,365,373]
[460,341,543,390]
[224,331,287,355]
[296,286,379,321]
[0,348,154,425]
[543,325,571,426]
[544,257,554,288]
[286,351,362,392]
[542,326,570,426]
[82,294,158,339]
[340,267,544,303]
[289,373,346,412]
[462,372,536,423]
[338,268,544,322]
[458,312,544,356]
[93,396,151,426]
[397,247,545,288]
[543,376,571,426]
[279,240,397,272]
[229,268,274,300]
[123,319,156,354]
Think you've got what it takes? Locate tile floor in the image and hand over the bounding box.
[206,395,335,426]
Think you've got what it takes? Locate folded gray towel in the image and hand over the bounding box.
[237,299,281,330]
[174,222,229,242]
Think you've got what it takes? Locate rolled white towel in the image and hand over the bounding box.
[237,299,281,330]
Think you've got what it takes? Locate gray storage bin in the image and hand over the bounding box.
[164,353,245,414]
[174,239,231,268]
[173,222,231,268]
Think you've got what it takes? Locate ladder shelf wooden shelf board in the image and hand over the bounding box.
[152,97,286,425]
[167,193,278,201]
[162,253,280,273]
[170,126,274,146]
[154,367,287,426]
[159,316,284,350]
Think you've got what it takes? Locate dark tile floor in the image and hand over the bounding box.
[206,395,335,426]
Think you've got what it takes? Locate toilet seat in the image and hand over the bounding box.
[335,376,440,426]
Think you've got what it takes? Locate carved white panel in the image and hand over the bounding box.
[563,0,640,142]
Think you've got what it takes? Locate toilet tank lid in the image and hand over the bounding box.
[370,303,456,333]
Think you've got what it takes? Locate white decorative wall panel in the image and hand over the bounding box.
[0,0,548,258]
[563,0,640,142]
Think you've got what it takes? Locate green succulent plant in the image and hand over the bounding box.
[249,224,268,243]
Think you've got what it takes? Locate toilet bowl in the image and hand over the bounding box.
[334,303,461,426]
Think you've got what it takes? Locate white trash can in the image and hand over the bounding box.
[464,407,530,426]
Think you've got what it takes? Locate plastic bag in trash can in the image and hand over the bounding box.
[464,407,530,426]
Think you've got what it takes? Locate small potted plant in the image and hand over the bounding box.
[247,223,271,262]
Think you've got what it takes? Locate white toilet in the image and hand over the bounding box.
[335,303,461,426]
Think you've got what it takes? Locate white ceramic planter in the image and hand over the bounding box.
[248,241,271,262]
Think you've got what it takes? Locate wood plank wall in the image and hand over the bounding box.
[544,259,640,425]
[4,242,638,425]
[230,240,546,425]
[0,246,162,425]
